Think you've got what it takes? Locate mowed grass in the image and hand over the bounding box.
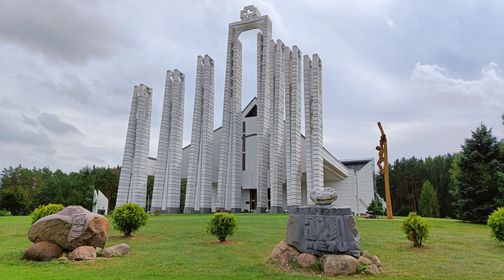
[1,214,503,279]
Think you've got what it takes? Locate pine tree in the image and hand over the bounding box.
[452,124,504,223]
[419,180,439,217]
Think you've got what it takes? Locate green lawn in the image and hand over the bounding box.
[0,214,503,279]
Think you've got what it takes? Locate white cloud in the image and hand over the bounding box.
[384,12,395,28]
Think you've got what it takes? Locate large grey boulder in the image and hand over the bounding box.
[28,206,109,251]
[286,206,360,257]
[23,241,63,261]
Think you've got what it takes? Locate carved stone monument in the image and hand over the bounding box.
[286,188,360,258]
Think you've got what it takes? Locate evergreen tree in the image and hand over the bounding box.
[367,197,385,215]
[0,187,29,215]
[419,180,439,217]
[452,124,504,223]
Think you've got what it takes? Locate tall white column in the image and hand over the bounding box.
[152,70,185,213]
[285,46,302,209]
[185,55,214,214]
[116,84,152,208]
[255,23,273,213]
[269,39,286,213]
[217,38,242,213]
[304,54,324,204]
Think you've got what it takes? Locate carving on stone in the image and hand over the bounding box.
[309,187,337,205]
[286,206,360,258]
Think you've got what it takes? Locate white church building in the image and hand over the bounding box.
[117,5,377,215]
[143,97,376,214]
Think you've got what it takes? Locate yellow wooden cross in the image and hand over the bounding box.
[377,122,393,219]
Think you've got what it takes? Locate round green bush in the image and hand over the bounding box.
[31,203,64,223]
[402,212,430,247]
[207,213,237,242]
[111,203,148,237]
[488,207,504,242]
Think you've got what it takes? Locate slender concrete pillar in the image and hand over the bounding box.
[217,38,242,212]
[152,70,185,213]
[116,84,152,208]
[269,39,286,213]
[185,55,214,214]
[255,21,273,213]
[304,54,324,204]
[285,46,302,210]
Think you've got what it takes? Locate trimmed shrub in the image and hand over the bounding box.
[111,203,148,237]
[0,209,12,216]
[31,203,64,223]
[207,213,237,242]
[154,209,161,216]
[402,212,430,247]
[488,207,504,242]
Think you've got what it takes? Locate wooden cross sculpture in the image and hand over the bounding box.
[377,122,393,219]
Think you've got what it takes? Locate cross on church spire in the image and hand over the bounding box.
[240,5,261,21]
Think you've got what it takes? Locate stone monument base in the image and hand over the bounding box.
[286,206,360,258]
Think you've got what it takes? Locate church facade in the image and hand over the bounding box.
[117,6,376,215]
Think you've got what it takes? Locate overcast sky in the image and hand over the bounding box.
[1,0,503,172]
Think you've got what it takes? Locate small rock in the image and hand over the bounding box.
[97,243,130,258]
[69,246,96,261]
[371,255,382,267]
[321,254,359,276]
[58,255,68,262]
[297,253,317,268]
[365,263,381,275]
[23,241,63,261]
[362,250,372,259]
[358,255,372,266]
[270,240,300,267]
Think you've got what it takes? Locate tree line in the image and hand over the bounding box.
[1,123,503,223]
[376,123,504,223]
[0,166,120,215]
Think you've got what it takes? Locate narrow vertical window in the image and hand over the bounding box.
[242,153,246,170]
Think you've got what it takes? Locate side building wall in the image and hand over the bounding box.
[331,160,375,214]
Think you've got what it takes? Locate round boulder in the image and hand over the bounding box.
[321,254,359,276]
[270,240,300,267]
[28,206,109,251]
[23,241,63,261]
[297,253,317,268]
[69,246,96,261]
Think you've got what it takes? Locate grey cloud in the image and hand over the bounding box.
[0,0,133,64]
[0,119,52,147]
[37,112,82,135]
